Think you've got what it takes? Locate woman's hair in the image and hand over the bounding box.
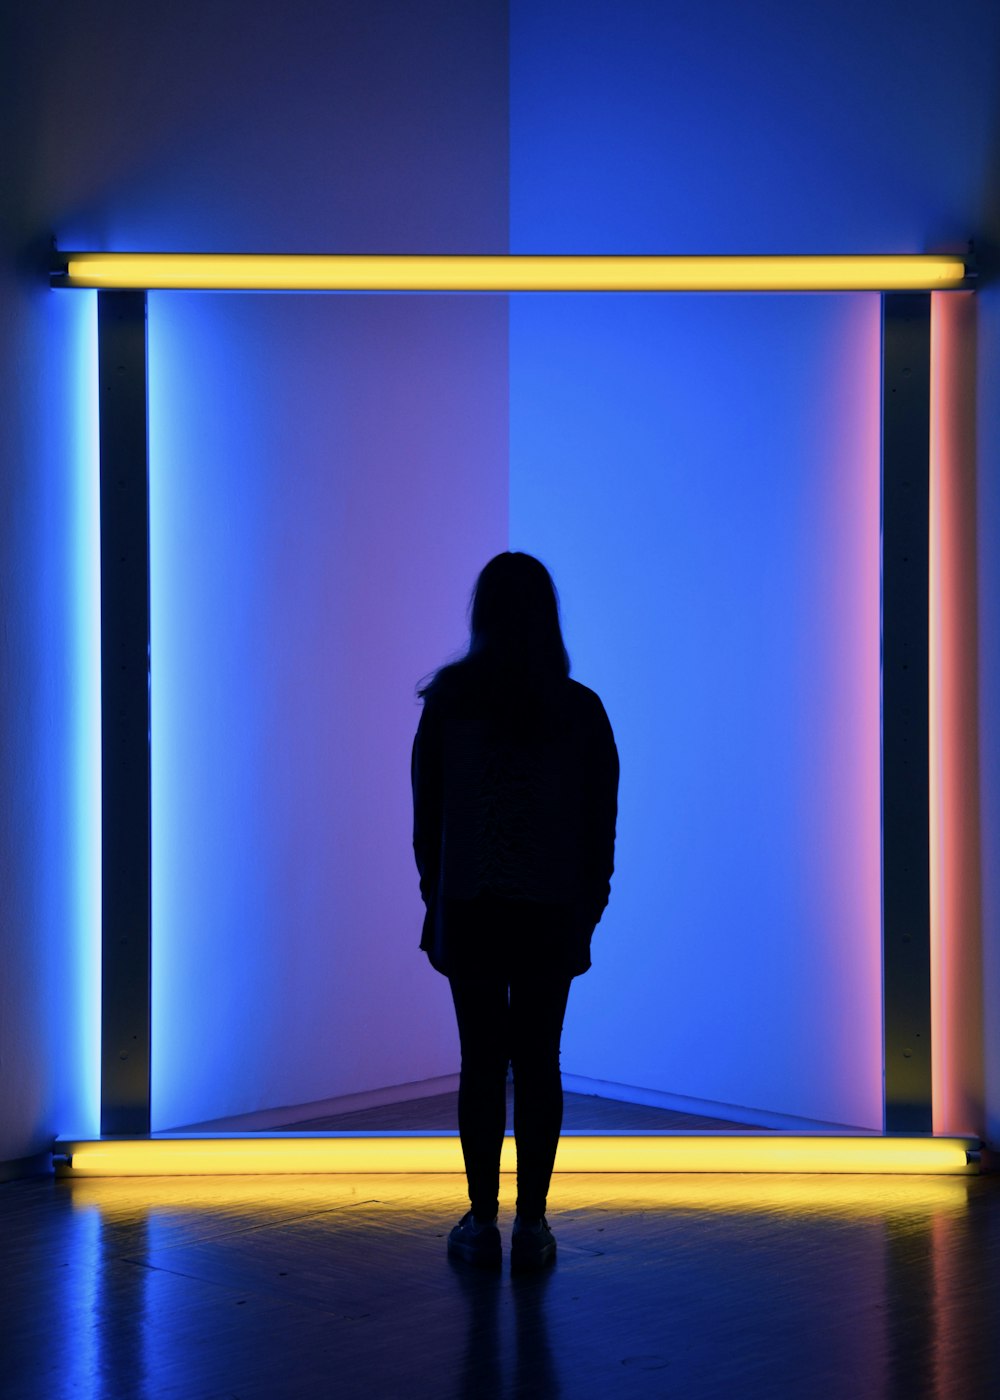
[416,552,570,708]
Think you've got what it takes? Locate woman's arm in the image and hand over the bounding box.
[583,701,620,924]
[411,702,444,908]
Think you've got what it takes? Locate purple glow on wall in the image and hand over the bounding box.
[148,294,508,1128]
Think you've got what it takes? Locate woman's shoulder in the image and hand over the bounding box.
[566,678,610,716]
[421,669,611,732]
[561,680,614,742]
[420,664,495,731]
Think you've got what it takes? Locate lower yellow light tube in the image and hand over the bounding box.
[54,1134,978,1177]
[53,253,970,294]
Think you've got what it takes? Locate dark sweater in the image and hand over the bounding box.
[411,672,619,977]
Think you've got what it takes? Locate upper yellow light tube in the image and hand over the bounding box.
[53,253,970,294]
[54,1134,978,1177]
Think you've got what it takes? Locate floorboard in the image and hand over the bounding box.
[2,1170,998,1398]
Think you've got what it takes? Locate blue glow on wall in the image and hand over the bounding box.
[503,0,976,1127]
[509,292,882,1127]
[509,0,998,256]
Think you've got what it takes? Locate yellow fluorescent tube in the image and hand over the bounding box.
[54,1134,978,1177]
[53,253,970,293]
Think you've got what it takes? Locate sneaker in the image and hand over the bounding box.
[510,1214,556,1272]
[447,1211,502,1268]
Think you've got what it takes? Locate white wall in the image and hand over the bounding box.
[508,0,1000,1141]
[148,292,507,1128]
[510,293,883,1127]
[0,0,509,1157]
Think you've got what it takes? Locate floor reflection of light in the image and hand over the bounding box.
[66,1172,973,1221]
[59,1198,100,1397]
[56,1189,150,1397]
[59,1172,986,1397]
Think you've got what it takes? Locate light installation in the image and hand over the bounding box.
[51,249,978,1176]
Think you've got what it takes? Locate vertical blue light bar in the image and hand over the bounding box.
[70,289,102,1137]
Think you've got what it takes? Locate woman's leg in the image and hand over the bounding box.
[508,969,572,1220]
[449,972,510,1220]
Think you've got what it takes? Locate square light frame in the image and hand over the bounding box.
[51,250,977,1172]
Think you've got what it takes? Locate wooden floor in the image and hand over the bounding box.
[3,1166,998,1398]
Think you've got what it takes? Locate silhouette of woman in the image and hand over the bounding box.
[411,552,619,1271]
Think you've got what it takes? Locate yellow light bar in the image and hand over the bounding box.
[51,253,971,294]
[54,1134,978,1177]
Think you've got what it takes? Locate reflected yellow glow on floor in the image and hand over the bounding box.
[55,1133,978,1177]
[64,1172,973,1220]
